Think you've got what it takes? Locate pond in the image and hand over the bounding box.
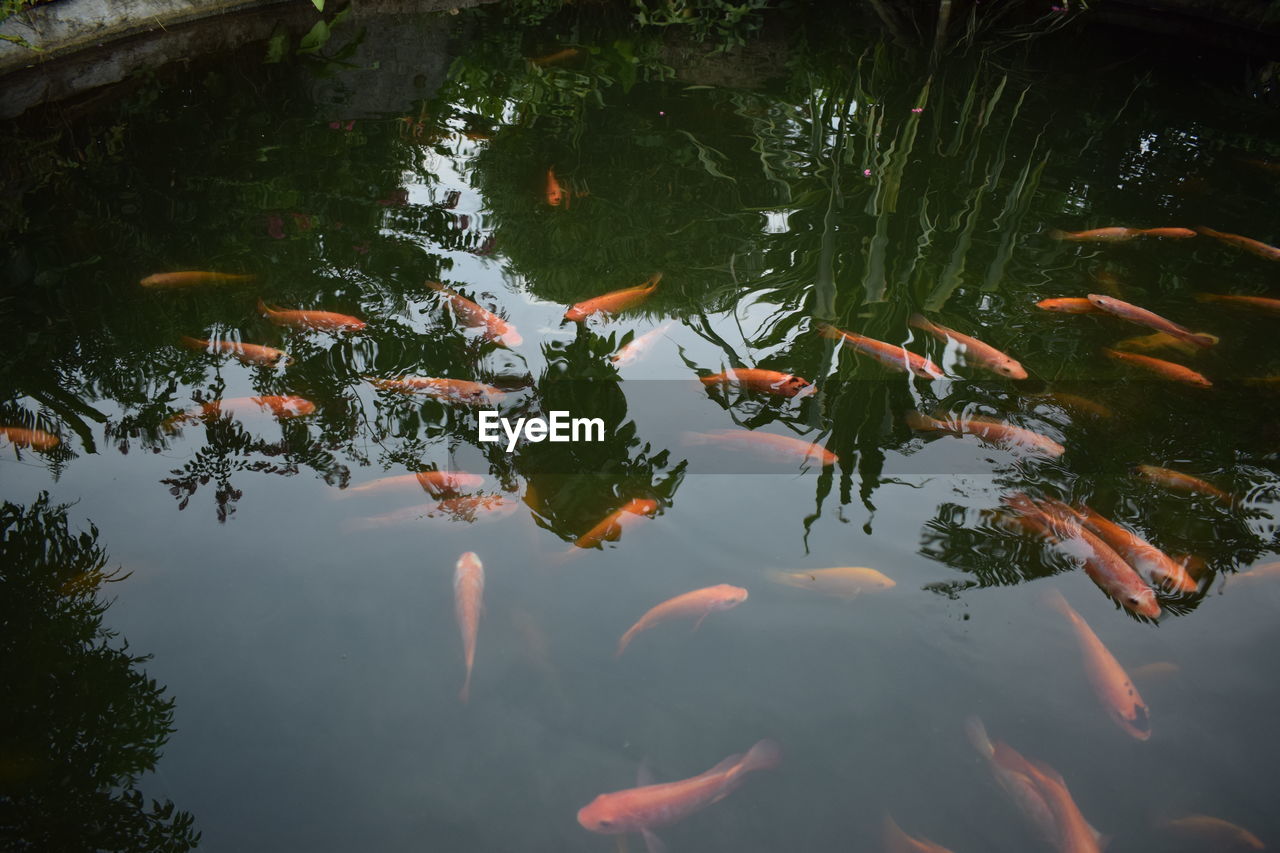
[3,2,1279,850]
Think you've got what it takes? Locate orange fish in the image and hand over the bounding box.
[432,494,516,521]
[1049,227,1138,242]
[425,280,522,347]
[1137,227,1196,238]
[1003,494,1160,619]
[342,471,482,496]
[1103,349,1211,387]
[165,396,315,428]
[257,299,366,332]
[577,739,781,843]
[1195,226,1280,261]
[906,412,1065,458]
[453,551,484,704]
[1037,297,1099,314]
[816,322,943,378]
[683,430,837,466]
[544,167,565,206]
[180,336,290,367]
[565,273,661,323]
[140,270,254,288]
[1047,589,1151,741]
[1032,391,1114,420]
[1113,331,1212,357]
[883,814,955,853]
[908,314,1027,379]
[699,368,814,398]
[1235,561,1280,583]
[1195,292,1280,315]
[531,46,580,66]
[574,498,659,549]
[769,567,894,598]
[1162,815,1265,850]
[364,376,506,406]
[0,426,59,451]
[610,322,673,367]
[615,584,748,657]
[1086,294,1216,349]
[1133,464,1233,504]
[1061,503,1197,594]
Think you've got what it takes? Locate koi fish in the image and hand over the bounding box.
[769,567,894,598]
[0,426,59,451]
[615,584,748,657]
[816,322,944,378]
[140,271,254,288]
[341,471,482,496]
[908,314,1028,379]
[610,322,674,367]
[545,167,565,206]
[1195,292,1280,315]
[531,46,581,66]
[1235,561,1280,583]
[432,494,516,520]
[565,273,661,322]
[1133,465,1233,504]
[1049,227,1138,242]
[1032,391,1114,419]
[965,717,1106,853]
[424,280,522,347]
[683,430,837,466]
[883,814,955,853]
[164,395,315,429]
[1161,815,1265,850]
[1103,349,1211,387]
[905,412,1065,458]
[1003,495,1161,619]
[1086,294,1216,348]
[364,376,506,406]
[1037,298,1099,314]
[454,551,484,703]
[577,739,781,844]
[1137,227,1196,238]
[699,368,814,398]
[1195,226,1280,261]
[1113,331,1212,357]
[574,498,659,549]
[1047,589,1151,740]
[180,336,290,367]
[257,299,366,332]
[1062,503,1197,594]
[962,712,1105,845]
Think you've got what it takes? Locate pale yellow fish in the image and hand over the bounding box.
[1113,331,1218,357]
[769,567,895,598]
[1235,561,1280,583]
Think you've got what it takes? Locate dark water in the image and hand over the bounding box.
[3,3,1280,851]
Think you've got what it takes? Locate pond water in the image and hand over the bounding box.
[3,3,1280,851]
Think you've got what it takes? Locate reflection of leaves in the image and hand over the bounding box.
[0,494,199,850]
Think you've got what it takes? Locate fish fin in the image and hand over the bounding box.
[1095,831,1112,851]
[424,280,446,293]
[640,828,667,853]
[459,671,471,704]
[963,716,994,758]
[636,758,655,788]
[907,313,933,332]
[903,411,939,432]
[178,335,208,351]
[692,613,708,632]
[698,753,745,780]
[814,322,840,340]
[1047,228,1068,240]
[646,272,663,289]
[738,739,783,775]
[1188,332,1219,348]
[1028,757,1066,788]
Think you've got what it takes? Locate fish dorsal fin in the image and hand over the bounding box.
[641,828,668,853]
[1028,758,1066,788]
[636,758,656,788]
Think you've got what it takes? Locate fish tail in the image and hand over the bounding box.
[459,670,472,704]
[1047,228,1068,240]
[255,297,274,317]
[646,272,663,289]
[907,313,934,333]
[738,739,783,775]
[178,335,207,351]
[813,322,841,340]
[963,716,994,759]
[423,280,446,293]
[1188,331,1219,348]
[615,625,642,658]
[903,411,939,432]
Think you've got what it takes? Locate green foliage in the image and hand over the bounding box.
[632,0,776,49]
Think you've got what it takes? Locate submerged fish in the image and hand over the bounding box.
[1086,294,1216,349]
[575,498,659,549]
[615,584,748,657]
[1037,298,1100,314]
[165,395,315,428]
[1235,561,1280,583]
[1162,815,1265,850]
[883,814,955,853]
[1195,292,1280,315]
[1133,465,1233,504]
[257,299,366,332]
[1049,227,1138,242]
[0,426,59,451]
[1047,589,1151,741]
[699,368,814,398]
[140,270,254,288]
[816,322,943,378]
[1103,349,1212,388]
[545,167,565,206]
[1032,391,1114,420]
[425,280,522,347]
[341,471,483,497]
[531,47,581,66]
[684,430,837,466]
[1113,331,1215,357]
[180,336,290,367]
[610,322,674,367]
[908,313,1028,379]
[1063,503,1197,594]
[769,567,894,598]
[364,376,506,406]
[905,412,1065,458]
[577,739,782,844]
[1195,226,1280,261]
[454,551,484,704]
[1137,227,1196,238]
[565,273,661,322]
